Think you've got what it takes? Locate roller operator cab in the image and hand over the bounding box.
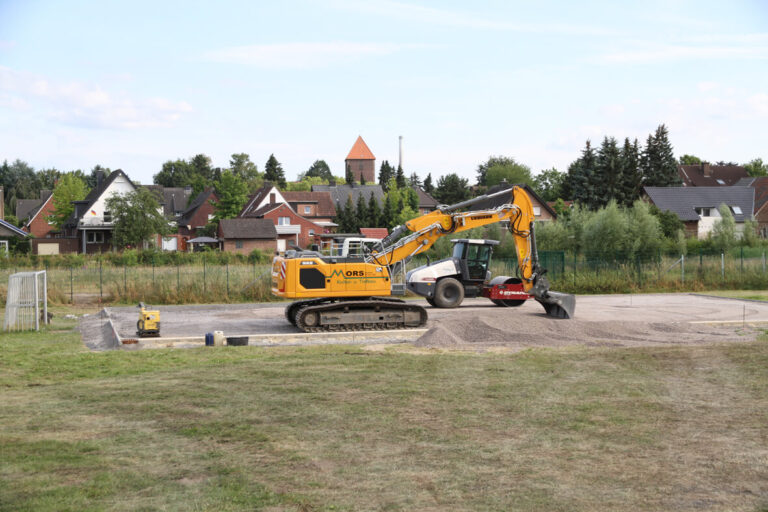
[406,239,498,308]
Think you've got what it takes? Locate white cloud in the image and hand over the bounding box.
[328,0,619,36]
[202,41,431,68]
[598,43,768,64]
[0,66,192,129]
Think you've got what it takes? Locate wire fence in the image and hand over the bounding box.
[0,248,766,306]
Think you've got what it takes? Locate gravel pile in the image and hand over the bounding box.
[415,310,758,351]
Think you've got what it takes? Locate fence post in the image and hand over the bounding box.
[152,257,156,286]
[721,251,725,282]
[681,254,685,284]
[699,248,703,267]
[70,267,73,304]
[99,259,103,302]
[226,262,229,297]
[177,263,180,294]
[203,253,206,294]
[123,264,127,293]
[763,251,766,274]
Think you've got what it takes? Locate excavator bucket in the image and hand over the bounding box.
[535,291,576,319]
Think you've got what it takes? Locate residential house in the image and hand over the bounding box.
[176,188,218,250]
[18,190,55,239]
[643,186,754,238]
[281,190,337,232]
[359,227,388,239]
[345,136,376,183]
[678,163,748,187]
[217,218,277,254]
[734,177,768,237]
[55,170,137,254]
[239,184,327,250]
[413,186,438,214]
[144,185,193,219]
[468,181,558,221]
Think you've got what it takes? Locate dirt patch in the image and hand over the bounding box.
[414,310,761,352]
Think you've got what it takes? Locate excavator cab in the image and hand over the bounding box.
[451,239,496,282]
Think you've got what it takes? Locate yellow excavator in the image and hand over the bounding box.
[272,186,575,332]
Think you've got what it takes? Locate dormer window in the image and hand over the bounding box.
[716,179,725,185]
[731,206,742,215]
[695,207,712,217]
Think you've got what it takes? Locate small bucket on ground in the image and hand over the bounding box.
[205,333,214,346]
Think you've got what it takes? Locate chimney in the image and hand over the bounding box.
[96,170,106,189]
[702,163,712,177]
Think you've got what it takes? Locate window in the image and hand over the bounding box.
[533,206,541,216]
[278,217,290,225]
[103,211,111,223]
[695,207,712,217]
[303,206,311,214]
[308,230,315,237]
[86,231,104,244]
[716,179,725,185]
[731,206,743,215]
[235,240,244,249]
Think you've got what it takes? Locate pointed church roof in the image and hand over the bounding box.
[345,136,376,161]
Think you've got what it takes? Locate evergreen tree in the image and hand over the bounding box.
[395,165,406,189]
[378,160,394,191]
[367,192,381,227]
[407,188,419,211]
[333,201,347,232]
[423,173,434,194]
[360,173,366,185]
[408,172,421,187]
[345,165,355,185]
[356,192,369,227]
[568,140,599,209]
[342,195,356,232]
[596,137,622,208]
[619,138,642,206]
[264,154,287,189]
[434,173,470,204]
[381,194,393,229]
[641,125,680,187]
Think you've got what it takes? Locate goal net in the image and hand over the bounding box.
[4,271,48,332]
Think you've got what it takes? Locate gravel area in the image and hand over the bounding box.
[78,293,768,350]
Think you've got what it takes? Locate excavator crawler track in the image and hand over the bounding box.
[293,298,427,333]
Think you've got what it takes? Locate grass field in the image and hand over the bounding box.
[1,307,768,511]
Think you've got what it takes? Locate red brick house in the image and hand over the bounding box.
[345,136,376,183]
[177,188,218,239]
[21,191,56,238]
[678,163,748,187]
[240,184,331,251]
[218,218,277,254]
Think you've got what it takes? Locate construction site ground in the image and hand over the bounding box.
[81,293,768,350]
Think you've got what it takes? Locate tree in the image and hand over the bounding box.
[476,156,526,187]
[378,160,394,191]
[408,172,421,188]
[744,158,768,177]
[710,203,737,251]
[229,153,261,191]
[533,168,564,202]
[38,168,62,190]
[85,165,112,189]
[214,170,248,221]
[264,154,287,189]
[596,137,622,208]
[154,159,193,188]
[345,165,355,185]
[567,140,600,209]
[679,154,702,165]
[342,195,356,232]
[484,157,533,187]
[106,188,170,249]
[304,160,333,180]
[367,192,381,227]
[423,173,434,194]
[356,193,369,227]
[649,204,684,238]
[190,154,217,183]
[395,165,406,189]
[641,124,680,187]
[47,174,88,229]
[434,173,470,205]
[619,138,642,206]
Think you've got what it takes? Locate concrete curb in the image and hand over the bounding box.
[100,308,122,349]
[117,327,429,350]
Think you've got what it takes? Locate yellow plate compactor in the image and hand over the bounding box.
[137,302,160,337]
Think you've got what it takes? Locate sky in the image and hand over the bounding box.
[1,0,767,185]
